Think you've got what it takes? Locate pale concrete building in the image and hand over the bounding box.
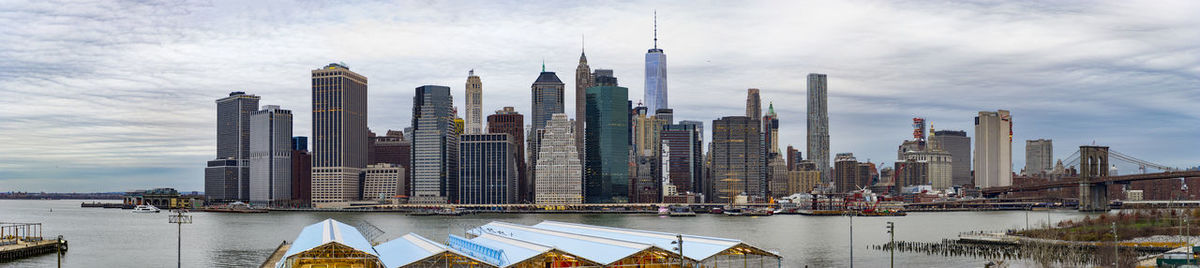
[464,70,483,135]
[1025,139,1053,175]
[363,163,403,201]
[535,114,583,204]
[975,110,1012,188]
[249,105,293,206]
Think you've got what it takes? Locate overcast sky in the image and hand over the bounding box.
[1,1,1198,192]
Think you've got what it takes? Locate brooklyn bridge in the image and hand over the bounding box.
[982,145,1200,211]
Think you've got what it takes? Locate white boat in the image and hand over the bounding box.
[132,204,160,213]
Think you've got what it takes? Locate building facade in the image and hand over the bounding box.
[535,114,584,204]
[1025,139,1053,175]
[363,163,403,201]
[807,74,831,183]
[711,116,764,203]
[930,130,972,186]
[834,153,863,192]
[368,130,411,195]
[975,110,1013,188]
[746,88,761,120]
[249,105,293,206]
[528,70,565,199]
[661,123,703,195]
[206,91,259,203]
[290,136,311,207]
[574,50,592,162]
[411,85,458,203]
[487,107,528,203]
[584,77,631,203]
[459,134,518,204]
[310,63,368,205]
[465,70,483,135]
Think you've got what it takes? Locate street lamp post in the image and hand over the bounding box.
[169,209,193,268]
[846,211,855,268]
[671,234,684,267]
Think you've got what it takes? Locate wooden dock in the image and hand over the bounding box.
[258,241,290,268]
[0,238,68,261]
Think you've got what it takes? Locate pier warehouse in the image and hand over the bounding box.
[272,219,781,268]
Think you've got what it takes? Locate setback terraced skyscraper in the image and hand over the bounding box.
[464,70,483,135]
[535,114,583,204]
[310,63,368,205]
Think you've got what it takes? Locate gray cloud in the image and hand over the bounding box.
[0,0,1197,192]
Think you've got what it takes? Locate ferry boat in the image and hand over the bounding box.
[200,201,268,213]
[667,206,696,217]
[132,204,160,213]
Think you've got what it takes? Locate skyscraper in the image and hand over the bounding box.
[411,85,458,204]
[807,74,831,183]
[535,114,583,204]
[574,47,593,160]
[763,102,779,154]
[464,70,483,134]
[711,116,764,202]
[206,91,259,203]
[459,133,517,204]
[746,88,761,120]
[644,12,668,114]
[584,74,631,203]
[931,130,971,186]
[661,123,703,195]
[311,63,368,205]
[630,105,666,203]
[529,68,565,193]
[1025,139,1053,175]
[249,105,292,207]
[487,107,528,202]
[531,68,565,131]
[975,110,1013,188]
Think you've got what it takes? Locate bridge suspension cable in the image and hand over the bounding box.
[1062,149,1081,168]
[1110,149,1179,172]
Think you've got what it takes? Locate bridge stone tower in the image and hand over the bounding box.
[1078,145,1110,211]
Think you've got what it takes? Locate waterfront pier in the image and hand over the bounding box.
[0,223,67,261]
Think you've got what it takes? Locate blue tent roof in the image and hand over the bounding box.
[374,233,494,268]
[466,221,658,264]
[279,219,378,266]
[531,220,780,260]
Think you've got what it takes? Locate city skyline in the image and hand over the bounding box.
[2,1,1199,192]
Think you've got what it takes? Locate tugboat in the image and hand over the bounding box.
[132,204,161,213]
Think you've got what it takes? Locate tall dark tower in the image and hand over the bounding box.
[574,39,593,163]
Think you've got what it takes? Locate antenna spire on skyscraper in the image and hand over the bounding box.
[653,10,658,49]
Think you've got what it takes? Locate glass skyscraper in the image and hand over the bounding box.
[584,75,630,203]
[411,85,458,203]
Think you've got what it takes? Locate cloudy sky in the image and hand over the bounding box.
[1,1,1197,192]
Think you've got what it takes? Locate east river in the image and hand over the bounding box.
[0,200,1104,267]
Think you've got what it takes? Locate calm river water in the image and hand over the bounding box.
[0,200,1101,267]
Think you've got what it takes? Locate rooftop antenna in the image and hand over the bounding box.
[542,59,545,72]
[653,10,658,49]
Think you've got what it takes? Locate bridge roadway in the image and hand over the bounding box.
[982,170,1200,196]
